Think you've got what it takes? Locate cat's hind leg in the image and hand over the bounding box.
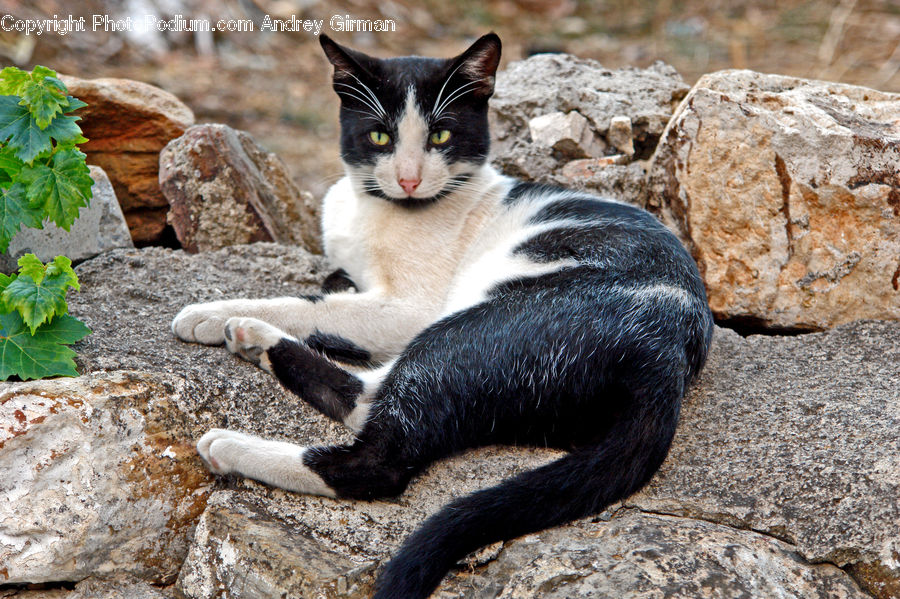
[197,428,336,496]
[196,429,422,501]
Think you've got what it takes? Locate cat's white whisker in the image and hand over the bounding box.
[345,72,387,118]
[432,80,481,120]
[334,83,385,121]
[431,60,469,119]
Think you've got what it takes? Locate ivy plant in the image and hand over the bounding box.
[0,66,93,380]
[0,254,90,379]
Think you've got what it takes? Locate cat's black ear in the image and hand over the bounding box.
[447,33,502,98]
[319,34,375,83]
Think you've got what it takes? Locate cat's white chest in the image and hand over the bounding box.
[320,177,473,298]
[321,177,375,289]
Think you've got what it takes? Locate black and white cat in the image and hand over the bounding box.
[172,33,714,599]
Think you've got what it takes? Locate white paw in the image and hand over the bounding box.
[172,302,234,345]
[197,428,257,475]
[224,317,291,371]
[195,428,334,496]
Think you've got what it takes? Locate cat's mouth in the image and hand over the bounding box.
[367,184,448,208]
[353,172,474,208]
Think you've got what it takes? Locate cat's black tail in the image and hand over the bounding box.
[371,391,679,599]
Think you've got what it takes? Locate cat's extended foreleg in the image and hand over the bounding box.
[224,317,382,430]
[172,290,432,363]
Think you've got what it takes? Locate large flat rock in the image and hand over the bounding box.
[630,322,900,598]
[0,372,210,585]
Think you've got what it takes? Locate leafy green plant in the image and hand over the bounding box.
[0,66,94,380]
[0,65,93,252]
[0,254,90,380]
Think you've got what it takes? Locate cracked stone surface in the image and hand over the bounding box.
[647,69,900,330]
[631,322,900,599]
[0,372,211,585]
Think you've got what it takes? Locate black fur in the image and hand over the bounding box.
[305,331,373,367]
[267,339,363,422]
[321,268,358,294]
[258,35,716,599]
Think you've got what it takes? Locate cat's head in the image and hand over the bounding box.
[320,33,501,207]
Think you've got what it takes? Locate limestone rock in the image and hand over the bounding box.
[630,322,900,599]
[552,159,649,205]
[176,491,377,599]
[647,69,900,330]
[607,115,635,156]
[60,75,195,245]
[159,124,321,254]
[0,166,134,273]
[490,54,688,205]
[527,111,604,158]
[0,372,212,585]
[0,576,175,598]
[491,54,688,160]
[447,510,870,598]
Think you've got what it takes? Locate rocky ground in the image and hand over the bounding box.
[1,244,898,598]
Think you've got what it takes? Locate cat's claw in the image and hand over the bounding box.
[172,303,231,345]
[224,317,289,371]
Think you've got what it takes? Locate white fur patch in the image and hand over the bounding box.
[197,429,335,497]
[224,317,294,372]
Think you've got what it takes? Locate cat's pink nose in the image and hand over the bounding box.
[398,178,421,195]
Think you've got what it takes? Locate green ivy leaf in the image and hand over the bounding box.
[0,183,42,253]
[1,253,80,334]
[20,74,69,129]
[15,253,46,284]
[0,312,90,380]
[45,255,79,291]
[20,148,92,230]
[0,67,29,96]
[64,96,88,112]
[0,96,53,163]
[43,113,87,148]
[0,272,13,296]
[0,145,22,188]
[0,144,23,178]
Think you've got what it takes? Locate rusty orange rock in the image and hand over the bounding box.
[648,70,900,330]
[60,76,195,245]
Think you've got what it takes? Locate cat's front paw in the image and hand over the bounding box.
[172,302,232,345]
[197,428,254,474]
[224,317,290,371]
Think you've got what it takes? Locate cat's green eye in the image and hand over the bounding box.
[369,131,391,146]
[430,130,451,145]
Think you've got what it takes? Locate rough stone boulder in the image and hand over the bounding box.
[0,371,210,585]
[60,75,196,245]
[159,124,321,255]
[647,70,900,331]
[489,54,689,204]
[0,243,891,598]
[631,322,900,599]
